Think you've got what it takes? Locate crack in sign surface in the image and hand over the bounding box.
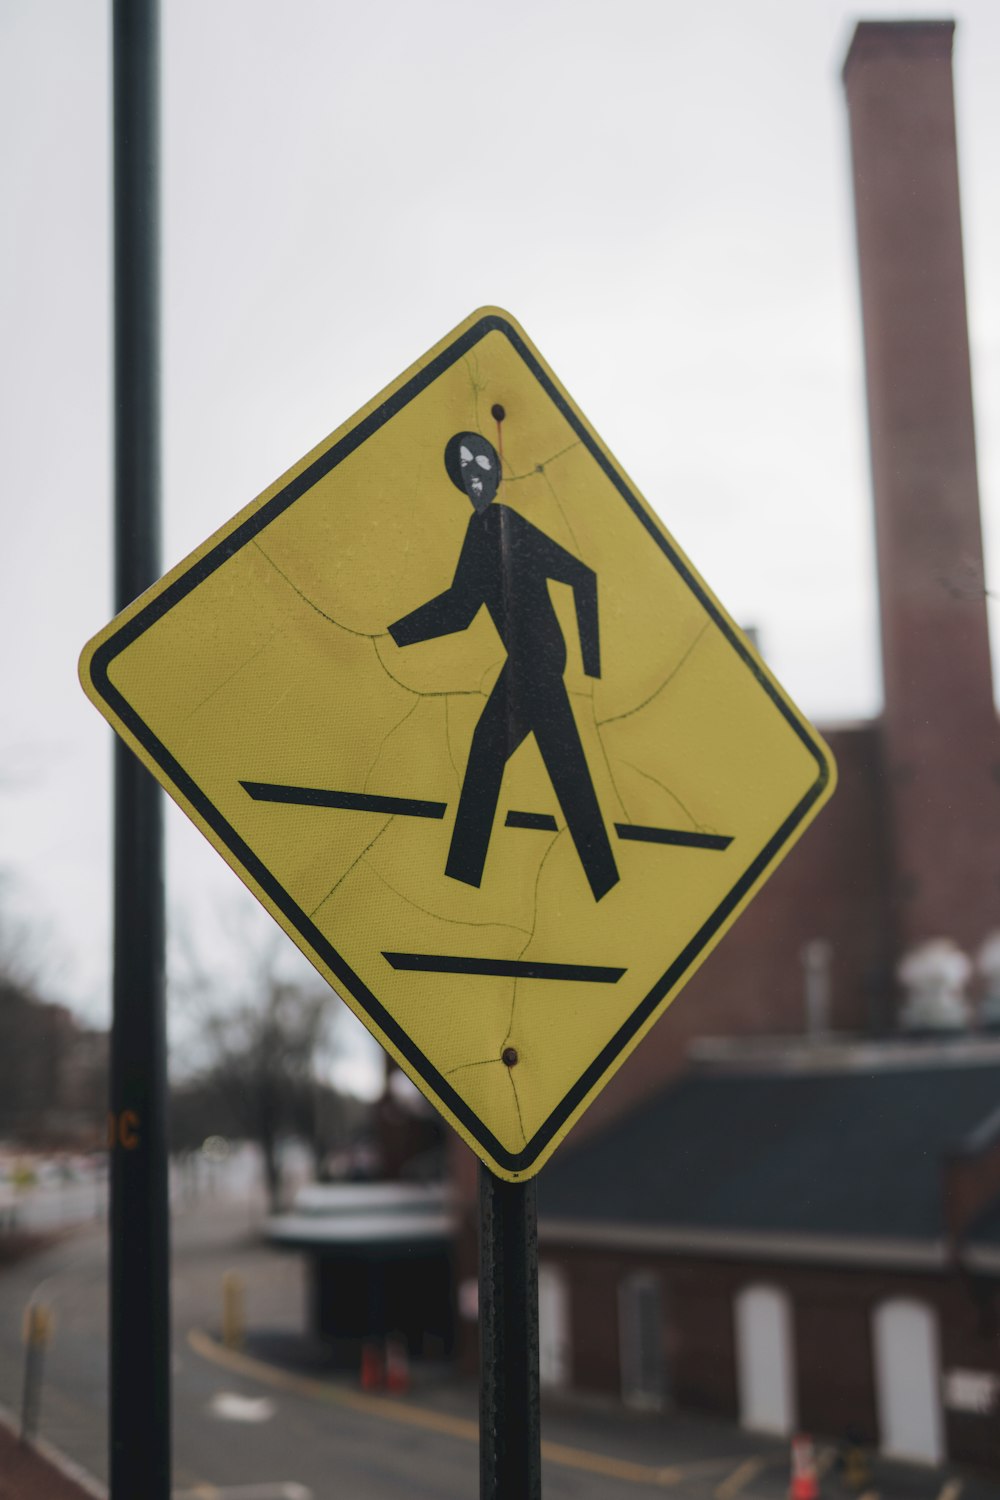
[371,866,532,939]
[507,1068,528,1149]
[372,636,485,700]
[309,817,393,918]
[365,699,423,795]
[180,629,283,725]
[596,621,710,726]
[254,541,389,639]
[503,440,582,485]
[618,758,710,834]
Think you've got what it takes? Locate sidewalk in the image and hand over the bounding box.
[0,1414,100,1500]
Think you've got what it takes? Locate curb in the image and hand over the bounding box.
[0,1397,106,1499]
[188,1327,746,1489]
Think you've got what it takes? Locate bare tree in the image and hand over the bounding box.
[0,878,107,1147]
[170,901,367,1210]
[200,978,326,1209]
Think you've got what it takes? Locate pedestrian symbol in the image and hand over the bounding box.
[389,426,618,901]
[79,307,836,1180]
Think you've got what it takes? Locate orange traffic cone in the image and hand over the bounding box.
[789,1434,820,1500]
[360,1340,384,1391]
[385,1335,410,1394]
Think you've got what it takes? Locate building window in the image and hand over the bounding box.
[538,1262,571,1390]
[872,1298,944,1464]
[734,1283,796,1435]
[618,1271,666,1410]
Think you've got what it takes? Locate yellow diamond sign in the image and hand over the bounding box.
[80,308,835,1180]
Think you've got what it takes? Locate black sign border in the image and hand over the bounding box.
[89,313,832,1175]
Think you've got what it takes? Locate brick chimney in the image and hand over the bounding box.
[843,21,1000,964]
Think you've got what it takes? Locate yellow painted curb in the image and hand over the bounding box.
[714,1453,771,1500]
[188,1328,694,1487]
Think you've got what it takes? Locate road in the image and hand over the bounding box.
[0,1203,994,1500]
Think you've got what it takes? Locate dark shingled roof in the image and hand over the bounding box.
[540,1061,1000,1242]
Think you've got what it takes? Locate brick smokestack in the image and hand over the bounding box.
[843,21,1000,960]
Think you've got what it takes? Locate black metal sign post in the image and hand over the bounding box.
[110,1,170,1496]
[478,1168,542,1499]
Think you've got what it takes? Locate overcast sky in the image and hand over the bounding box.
[3,0,1000,1088]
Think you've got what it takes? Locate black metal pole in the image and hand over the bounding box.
[110,2,170,1496]
[478,1168,542,1499]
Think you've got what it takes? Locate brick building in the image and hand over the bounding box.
[447,17,1000,1473]
[539,1041,1000,1469]
[569,17,1000,1140]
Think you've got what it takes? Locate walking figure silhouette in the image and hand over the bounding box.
[389,431,619,901]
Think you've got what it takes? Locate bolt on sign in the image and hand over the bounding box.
[80,308,836,1181]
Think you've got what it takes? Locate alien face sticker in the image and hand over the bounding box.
[444,430,500,511]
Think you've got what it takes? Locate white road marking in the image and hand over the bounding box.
[207,1391,277,1423]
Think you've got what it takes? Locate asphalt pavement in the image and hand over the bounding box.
[0,1199,995,1500]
